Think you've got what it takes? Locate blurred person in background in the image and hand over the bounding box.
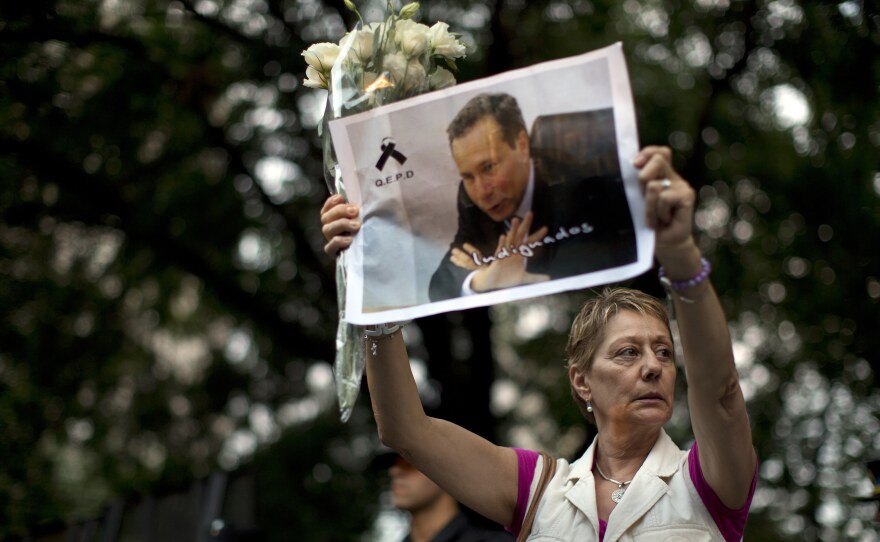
[375,448,513,542]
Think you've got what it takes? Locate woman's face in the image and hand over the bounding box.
[571,310,676,430]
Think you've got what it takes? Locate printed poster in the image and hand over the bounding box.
[329,43,654,325]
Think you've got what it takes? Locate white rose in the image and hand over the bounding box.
[382,51,409,83]
[341,27,375,63]
[394,19,429,58]
[303,65,328,89]
[427,22,466,59]
[428,67,456,90]
[302,42,340,73]
[382,52,426,91]
[402,58,427,91]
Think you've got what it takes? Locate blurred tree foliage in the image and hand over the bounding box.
[1,0,878,540]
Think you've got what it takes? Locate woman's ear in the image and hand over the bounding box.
[569,364,591,402]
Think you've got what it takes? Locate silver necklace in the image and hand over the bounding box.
[594,463,633,503]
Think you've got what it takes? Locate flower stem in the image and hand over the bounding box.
[343,0,364,25]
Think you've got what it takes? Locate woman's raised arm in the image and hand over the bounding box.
[635,147,757,509]
[364,331,518,525]
[319,195,520,527]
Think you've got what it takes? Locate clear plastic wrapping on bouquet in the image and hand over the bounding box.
[314,5,466,421]
[324,22,435,422]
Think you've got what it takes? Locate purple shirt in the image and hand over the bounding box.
[511,442,757,541]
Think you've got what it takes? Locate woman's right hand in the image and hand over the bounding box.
[320,194,361,257]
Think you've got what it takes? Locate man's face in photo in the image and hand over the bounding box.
[450,115,531,223]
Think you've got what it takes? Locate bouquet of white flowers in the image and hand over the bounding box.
[302,0,467,421]
[302,1,465,103]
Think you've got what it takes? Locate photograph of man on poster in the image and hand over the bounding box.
[428,92,638,301]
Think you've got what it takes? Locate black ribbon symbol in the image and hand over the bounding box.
[375,137,407,171]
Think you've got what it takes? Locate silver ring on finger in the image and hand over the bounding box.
[659,178,672,190]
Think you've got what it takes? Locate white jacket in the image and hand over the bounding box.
[524,429,729,541]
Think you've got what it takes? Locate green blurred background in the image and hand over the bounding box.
[1,0,879,540]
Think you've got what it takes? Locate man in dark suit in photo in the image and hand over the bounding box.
[428,93,638,301]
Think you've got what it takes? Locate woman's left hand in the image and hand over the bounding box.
[634,146,697,254]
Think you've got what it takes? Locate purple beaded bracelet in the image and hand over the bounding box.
[658,257,712,291]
